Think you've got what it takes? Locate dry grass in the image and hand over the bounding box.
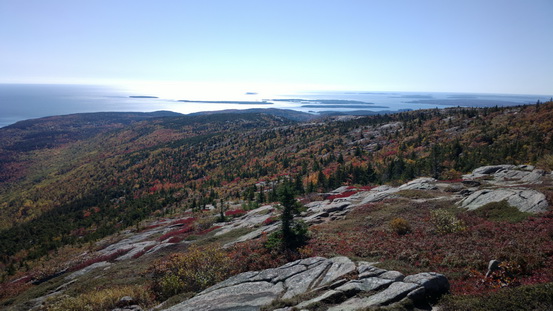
[43,285,154,311]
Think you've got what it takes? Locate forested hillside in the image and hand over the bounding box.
[0,103,552,310]
[1,103,553,266]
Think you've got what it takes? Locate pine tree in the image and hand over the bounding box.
[277,184,308,251]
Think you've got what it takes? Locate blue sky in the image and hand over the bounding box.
[1,0,552,95]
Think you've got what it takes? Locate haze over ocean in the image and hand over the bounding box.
[1,83,550,128]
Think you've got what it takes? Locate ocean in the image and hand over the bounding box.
[0,83,550,128]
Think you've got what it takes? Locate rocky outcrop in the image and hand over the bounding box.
[459,188,548,213]
[462,164,550,185]
[458,165,550,213]
[398,177,438,190]
[166,257,449,311]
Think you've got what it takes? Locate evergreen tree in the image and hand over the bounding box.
[275,184,308,251]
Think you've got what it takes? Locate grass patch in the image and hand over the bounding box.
[201,226,255,246]
[396,190,436,199]
[470,200,532,223]
[43,284,155,311]
[438,282,553,311]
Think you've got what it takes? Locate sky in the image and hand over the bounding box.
[1,0,552,95]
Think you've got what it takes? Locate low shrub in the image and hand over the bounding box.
[225,209,247,218]
[438,282,553,311]
[389,217,411,235]
[150,244,231,301]
[430,209,466,234]
[194,216,215,231]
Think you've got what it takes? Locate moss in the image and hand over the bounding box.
[471,200,532,223]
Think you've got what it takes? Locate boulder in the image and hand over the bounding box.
[463,165,549,185]
[115,296,135,307]
[460,188,548,213]
[303,212,329,225]
[485,260,501,278]
[335,277,392,296]
[352,281,421,306]
[398,177,437,190]
[467,165,515,177]
[521,169,547,183]
[295,290,345,309]
[358,190,397,205]
[357,263,386,278]
[328,282,421,310]
[379,271,405,281]
[166,281,284,311]
[282,260,332,299]
[403,272,449,297]
[167,257,449,311]
[319,257,356,285]
[322,201,351,213]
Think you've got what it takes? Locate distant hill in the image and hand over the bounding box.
[189,107,317,122]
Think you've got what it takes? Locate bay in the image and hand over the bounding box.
[0,84,550,128]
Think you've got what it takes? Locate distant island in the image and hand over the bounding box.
[301,104,389,109]
[271,99,381,106]
[179,100,272,105]
[129,96,159,98]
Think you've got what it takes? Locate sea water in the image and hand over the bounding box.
[0,83,550,128]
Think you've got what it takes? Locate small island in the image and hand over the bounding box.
[129,96,159,98]
[179,100,272,105]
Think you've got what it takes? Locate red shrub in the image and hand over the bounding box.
[327,191,357,201]
[157,226,194,242]
[69,248,132,272]
[196,226,221,235]
[225,209,246,217]
[140,223,163,232]
[132,244,156,259]
[262,217,277,225]
[167,236,184,243]
[307,204,553,296]
[171,217,196,226]
[228,234,300,275]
